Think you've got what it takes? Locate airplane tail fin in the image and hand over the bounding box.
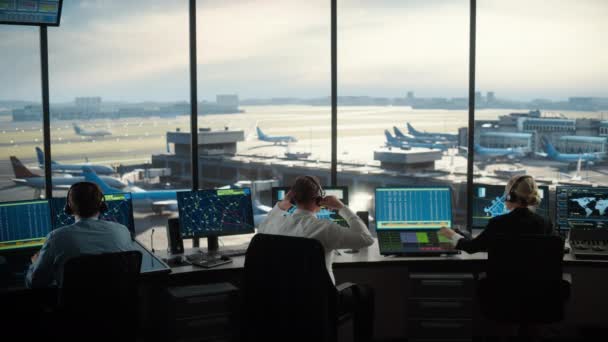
[393,126,406,138]
[10,156,38,178]
[82,166,117,194]
[256,126,266,139]
[474,143,482,152]
[73,123,81,135]
[384,130,396,143]
[543,137,559,157]
[35,147,44,167]
[406,122,421,136]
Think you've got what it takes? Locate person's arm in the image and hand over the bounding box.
[320,196,374,250]
[258,193,292,234]
[25,233,56,288]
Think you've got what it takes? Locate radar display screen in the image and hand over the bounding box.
[50,193,135,233]
[177,188,255,238]
[556,186,608,230]
[0,199,51,251]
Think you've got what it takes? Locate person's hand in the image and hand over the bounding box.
[278,190,294,211]
[439,226,456,239]
[31,252,40,264]
[319,196,344,210]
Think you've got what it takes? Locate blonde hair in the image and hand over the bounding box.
[505,175,541,207]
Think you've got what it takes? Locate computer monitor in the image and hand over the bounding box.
[271,186,349,226]
[556,186,608,231]
[177,188,255,239]
[0,199,51,251]
[472,184,549,229]
[0,0,63,26]
[49,193,136,234]
[375,187,456,255]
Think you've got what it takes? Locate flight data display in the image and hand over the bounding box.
[375,187,452,230]
[50,193,135,233]
[0,199,51,251]
[377,230,454,255]
[0,0,63,26]
[556,186,608,230]
[272,186,349,226]
[472,184,549,229]
[177,188,255,238]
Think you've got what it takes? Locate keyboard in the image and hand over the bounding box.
[570,239,608,259]
[185,254,233,268]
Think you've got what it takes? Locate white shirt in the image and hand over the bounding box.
[257,204,374,284]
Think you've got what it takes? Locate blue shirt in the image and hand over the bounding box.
[25,217,136,288]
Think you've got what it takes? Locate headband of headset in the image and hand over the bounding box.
[64,182,107,216]
[292,175,325,205]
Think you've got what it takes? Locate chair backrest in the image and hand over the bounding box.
[485,234,565,321]
[59,251,142,337]
[242,233,338,342]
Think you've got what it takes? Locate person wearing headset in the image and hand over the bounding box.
[258,175,375,342]
[26,182,135,288]
[439,175,554,253]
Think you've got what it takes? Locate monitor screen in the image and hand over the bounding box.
[472,184,549,229]
[177,188,255,238]
[49,193,135,234]
[375,187,454,255]
[0,0,63,26]
[271,186,349,226]
[556,186,608,230]
[0,199,51,251]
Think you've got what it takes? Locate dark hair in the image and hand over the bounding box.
[290,176,324,205]
[66,182,106,218]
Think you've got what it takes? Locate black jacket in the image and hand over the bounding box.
[457,207,554,254]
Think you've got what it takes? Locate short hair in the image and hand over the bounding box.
[290,176,323,205]
[506,175,541,207]
[68,182,105,218]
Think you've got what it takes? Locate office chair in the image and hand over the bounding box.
[241,233,360,342]
[480,234,570,338]
[58,251,142,340]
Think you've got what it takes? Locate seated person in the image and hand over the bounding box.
[440,175,554,253]
[258,175,375,342]
[26,182,135,288]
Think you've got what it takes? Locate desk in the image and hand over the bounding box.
[159,238,608,340]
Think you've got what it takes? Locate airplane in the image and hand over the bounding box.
[406,122,458,141]
[256,126,297,145]
[472,144,527,160]
[84,168,269,225]
[393,126,452,146]
[384,130,448,151]
[73,123,112,137]
[9,156,127,197]
[35,147,114,175]
[542,137,602,165]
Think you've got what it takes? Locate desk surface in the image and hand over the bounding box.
[159,237,608,277]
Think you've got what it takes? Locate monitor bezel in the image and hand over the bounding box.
[48,192,136,234]
[0,198,51,252]
[471,183,550,230]
[177,188,256,239]
[0,0,64,27]
[374,185,453,231]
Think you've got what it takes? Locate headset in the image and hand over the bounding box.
[505,175,532,205]
[64,182,108,216]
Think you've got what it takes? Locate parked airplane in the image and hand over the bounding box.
[73,123,112,137]
[9,156,127,197]
[384,130,448,151]
[35,147,114,175]
[256,126,297,145]
[406,123,458,141]
[393,126,451,147]
[473,144,527,160]
[542,137,602,165]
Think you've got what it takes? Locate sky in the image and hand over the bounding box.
[0,0,606,102]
